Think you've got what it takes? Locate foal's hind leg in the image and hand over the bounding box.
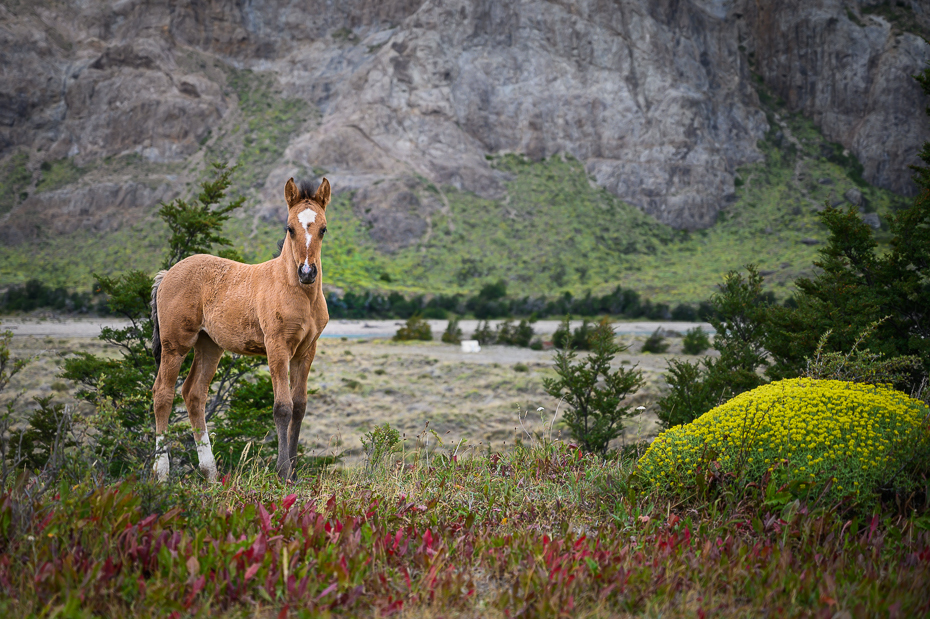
[152,350,186,481]
[181,333,224,482]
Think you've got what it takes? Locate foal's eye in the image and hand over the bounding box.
[287,226,295,237]
[320,226,327,238]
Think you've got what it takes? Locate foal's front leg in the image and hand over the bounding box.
[267,348,295,480]
[288,346,315,480]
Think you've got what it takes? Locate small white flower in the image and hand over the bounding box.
[537,407,545,412]
[636,406,646,411]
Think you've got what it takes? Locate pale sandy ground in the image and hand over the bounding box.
[1,317,715,462]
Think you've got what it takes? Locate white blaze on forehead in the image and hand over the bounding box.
[298,208,316,239]
[297,208,317,268]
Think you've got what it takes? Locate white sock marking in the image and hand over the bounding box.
[196,432,218,481]
[154,435,170,481]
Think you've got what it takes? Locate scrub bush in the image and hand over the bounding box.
[552,316,597,350]
[472,320,495,345]
[393,315,432,341]
[543,321,644,453]
[640,328,669,354]
[441,317,462,344]
[496,319,534,347]
[681,327,711,355]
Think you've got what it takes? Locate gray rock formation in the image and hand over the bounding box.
[743,0,930,196]
[274,0,769,229]
[0,0,927,249]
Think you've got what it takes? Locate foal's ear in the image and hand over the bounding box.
[284,178,299,208]
[313,178,331,210]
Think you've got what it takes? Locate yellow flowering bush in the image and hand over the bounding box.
[637,378,930,506]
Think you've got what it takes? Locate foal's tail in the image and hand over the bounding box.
[151,270,168,371]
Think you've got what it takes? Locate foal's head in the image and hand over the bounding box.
[284,177,330,285]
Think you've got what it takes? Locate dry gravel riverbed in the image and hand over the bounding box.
[1,317,714,462]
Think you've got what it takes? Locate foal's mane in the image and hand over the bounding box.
[273,179,320,258]
[296,179,318,202]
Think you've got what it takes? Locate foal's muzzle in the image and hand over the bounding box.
[299,263,317,285]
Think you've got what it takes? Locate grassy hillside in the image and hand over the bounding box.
[0,71,911,304]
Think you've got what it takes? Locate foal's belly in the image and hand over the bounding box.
[201,315,267,357]
[205,328,267,357]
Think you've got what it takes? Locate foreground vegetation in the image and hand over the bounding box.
[1,439,929,618]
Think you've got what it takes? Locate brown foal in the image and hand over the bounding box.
[150,178,330,481]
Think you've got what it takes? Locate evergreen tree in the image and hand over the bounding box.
[543,321,644,453]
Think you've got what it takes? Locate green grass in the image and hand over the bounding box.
[206,68,318,191]
[0,217,166,288]
[378,154,675,295]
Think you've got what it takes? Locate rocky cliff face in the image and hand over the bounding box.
[743,0,930,196]
[0,0,927,251]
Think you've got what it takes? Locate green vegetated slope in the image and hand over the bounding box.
[0,72,910,302]
[205,85,913,302]
[329,104,907,302]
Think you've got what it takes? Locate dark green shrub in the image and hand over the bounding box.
[681,327,711,355]
[0,279,106,314]
[5,396,77,472]
[513,319,534,347]
[394,315,432,341]
[441,317,463,344]
[552,316,572,349]
[495,319,515,345]
[671,303,697,321]
[211,376,283,469]
[543,321,644,453]
[641,328,669,354]
[496,319,534,347]
[654,359,718,430]
[422,305,448,319]
[764,64,930,393]
[553,316,598,350]
[472,320,495,345]
[571,319,596,350]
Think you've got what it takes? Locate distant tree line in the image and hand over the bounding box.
[327,282,783,322]
[4,271,789,323]
[0,280,110,314]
